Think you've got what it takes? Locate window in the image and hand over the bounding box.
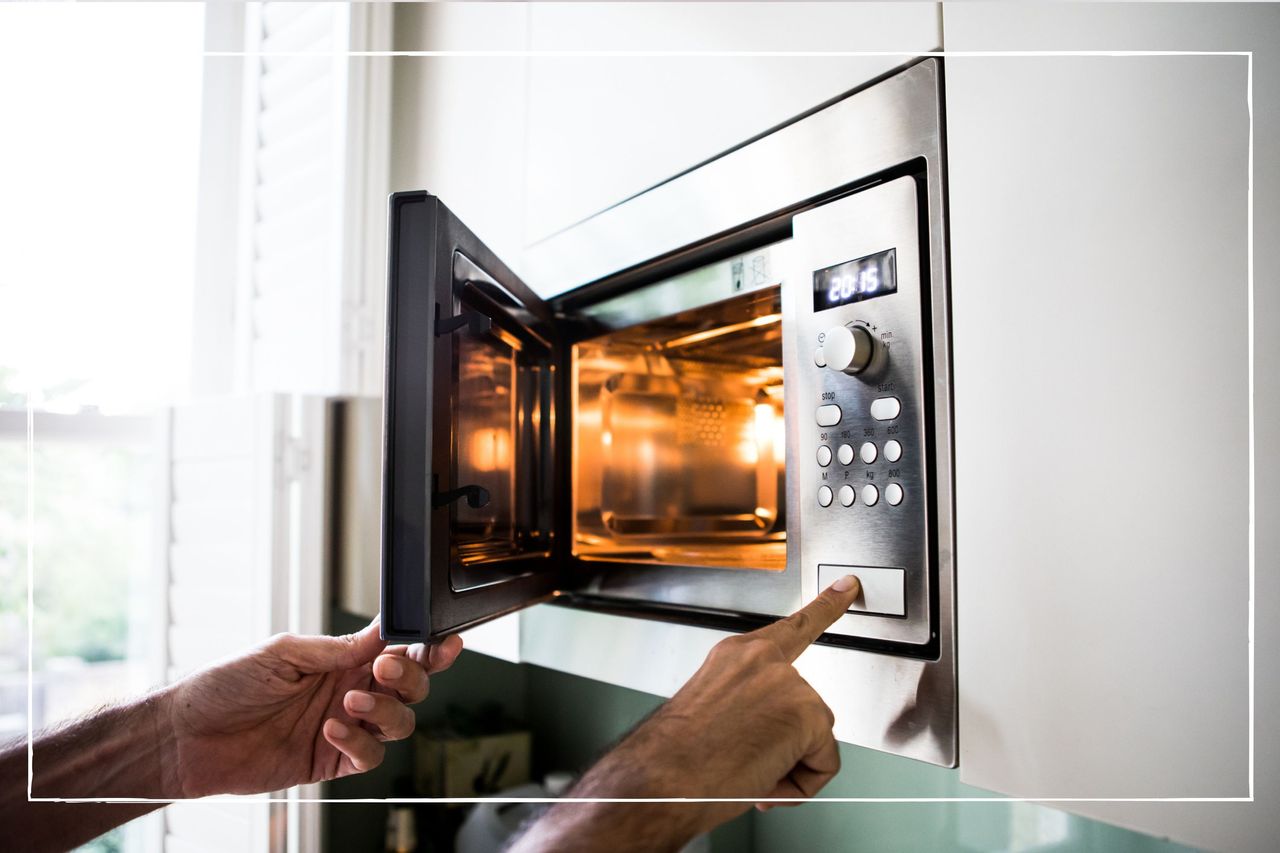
[0,0,204,757]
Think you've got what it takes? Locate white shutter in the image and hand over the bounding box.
[235,2,392,396]
[155,394,329,853]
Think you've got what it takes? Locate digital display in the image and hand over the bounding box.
[812,248,897,312]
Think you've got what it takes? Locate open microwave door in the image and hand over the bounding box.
[382,193,562,642]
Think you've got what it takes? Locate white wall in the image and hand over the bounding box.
[944,3,1277,849]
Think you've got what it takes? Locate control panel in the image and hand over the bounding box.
[790,176,934,647]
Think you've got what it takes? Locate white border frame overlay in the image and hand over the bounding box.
[26,49,1254,807]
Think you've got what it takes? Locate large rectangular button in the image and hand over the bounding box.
[816,404,842,427]
[869,396,901,420]
[817,564,906,617]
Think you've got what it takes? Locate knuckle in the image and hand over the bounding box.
[818,698,836,729]
[266,631,298,651]
[716,634,745,652]
[707,636,741,662]
[363,740,386,770]
[810,596,842,628]
[786,610,812,637]
[814,593,840,618]
[743,638,782,664]
[800,683,835,725]
[395,709,417,740]
[808,699,834,733]
[382,718,410,741]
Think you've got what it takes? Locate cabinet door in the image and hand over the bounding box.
[382,193,562,642]
[944,3,1265,846]
[522,2,941,254]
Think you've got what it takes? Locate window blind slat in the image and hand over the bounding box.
[261,3,335,57]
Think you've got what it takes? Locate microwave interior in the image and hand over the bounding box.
[447,279,789,586]
[572,286,787,572]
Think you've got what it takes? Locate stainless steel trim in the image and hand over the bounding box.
[535,59,956,767]
[518,60,944,296]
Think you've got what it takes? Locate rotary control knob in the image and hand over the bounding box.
[822,324,876,375]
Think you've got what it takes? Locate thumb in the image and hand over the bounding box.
[285,617,387,672]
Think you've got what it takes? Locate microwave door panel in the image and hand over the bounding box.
[382,193,563,642]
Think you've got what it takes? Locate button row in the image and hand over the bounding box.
[817,482,904,507]
[813,397,901,427]
[817,439,902,467]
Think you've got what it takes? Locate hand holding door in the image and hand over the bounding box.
[161,617,464,796]
[512,576,862,852]
[3,619,465,852]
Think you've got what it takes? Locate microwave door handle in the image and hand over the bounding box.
[435,306,494,338]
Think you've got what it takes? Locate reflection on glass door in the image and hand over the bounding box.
[448,313,555,589]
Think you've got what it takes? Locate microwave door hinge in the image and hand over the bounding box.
[432,482,491,510]
[435,306,493,338]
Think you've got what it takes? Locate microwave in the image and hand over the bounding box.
[380,58,956,763]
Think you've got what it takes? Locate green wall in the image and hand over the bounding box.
[322,610,1200,852]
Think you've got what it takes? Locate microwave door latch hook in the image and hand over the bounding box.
[433,483,491,510]
[435,306,494,338]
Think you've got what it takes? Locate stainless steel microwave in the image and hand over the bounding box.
[380,58,955,763]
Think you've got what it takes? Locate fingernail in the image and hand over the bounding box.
[348,691,375,712]
[832,574,858,592]
[380,658,403,679]
[329,720,349,739]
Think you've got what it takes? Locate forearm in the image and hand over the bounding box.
[510,713,719,853]
[1,687,177,852]
[513,801,706,853]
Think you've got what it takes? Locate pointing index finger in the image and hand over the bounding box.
[758,575,862,662]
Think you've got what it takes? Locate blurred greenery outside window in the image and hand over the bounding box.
[0,369,159,742]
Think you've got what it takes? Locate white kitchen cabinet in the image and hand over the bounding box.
[389,2,530,264]
[943,3,1276,850]
[523,1,941,251]
[389,2,942,283]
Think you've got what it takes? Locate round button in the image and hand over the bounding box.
[837,443,854,465]
[816,445,832,467]
[885,482,904,506]
[860,484,879,506]
[838,484,856,506]
[823,325,876,375]
[814,346,827,368]
[817,485,834,507]
[859,441,878,464]
[884,439,902,463]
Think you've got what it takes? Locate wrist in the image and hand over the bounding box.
[29,686,177,800]
[148,684,183,798]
